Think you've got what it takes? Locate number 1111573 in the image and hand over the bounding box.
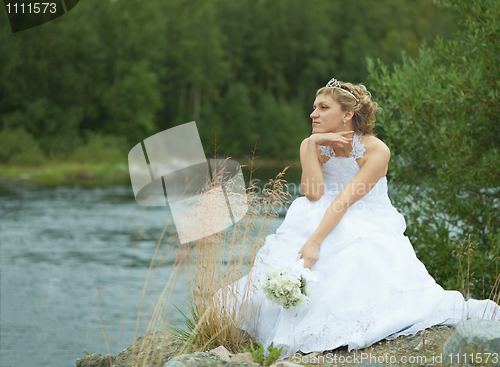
[5,3,57,14]
[448,353,498,364]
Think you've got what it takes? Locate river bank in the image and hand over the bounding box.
[75,325,456,367]
[0,158,300,186]
[0,162,130,185]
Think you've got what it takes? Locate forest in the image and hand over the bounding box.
[0,0,458,162]
[0,0,498,296]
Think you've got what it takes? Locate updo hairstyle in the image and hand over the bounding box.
[316,82,379,135]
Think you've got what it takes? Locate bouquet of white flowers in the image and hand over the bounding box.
[263,267,310,309]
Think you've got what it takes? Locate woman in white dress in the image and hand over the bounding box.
[226,78,499,358]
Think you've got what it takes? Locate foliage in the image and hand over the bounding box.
[368,0,500,297]
[0,126,46,165]
[69,132,127,164]
[244,341,283,366]
[0,0,459,161]
[166,302,200,345]
[102,60,162,144]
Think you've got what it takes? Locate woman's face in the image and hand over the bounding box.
[310,92,345,134]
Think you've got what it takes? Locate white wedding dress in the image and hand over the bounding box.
[226,133,499,359]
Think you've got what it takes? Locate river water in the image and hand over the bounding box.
[0,170,296,367]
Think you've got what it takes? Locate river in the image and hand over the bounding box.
[0,167,297,367]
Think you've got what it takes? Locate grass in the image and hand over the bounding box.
[169,155,292,354]
[0,161,130,185]
[113,152,291,367]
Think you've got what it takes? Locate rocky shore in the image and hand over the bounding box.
[76,320,500,367]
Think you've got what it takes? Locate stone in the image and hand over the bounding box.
[413,339,435,351]
[353,362,387,367]
[270,362,304,367]
[301,352,323,364]
[442,319,500,365]
[230,352,255,364]
[168,354,191,363]
[208,345,232,362]
[163,361,186,367]
[75,353,114,367]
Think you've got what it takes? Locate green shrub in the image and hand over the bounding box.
[70,132,127,164]
[0,127,46,166]
[368,0,500,297]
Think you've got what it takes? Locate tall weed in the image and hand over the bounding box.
[176,157,291,353]
[126,154,291,366]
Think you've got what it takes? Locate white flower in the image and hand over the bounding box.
[263,267,310,309]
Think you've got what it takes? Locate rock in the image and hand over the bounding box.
[270,361,303,367]
[413,339,435,351]
[110,332,183,367]
[230,352,255,364]
[209,345,232,361]
[75,354,114,367]
[163,361,186,367]
[353,362,387,367]
[299,352,325,364]
[442,319,500,365]
[169,354,194,363]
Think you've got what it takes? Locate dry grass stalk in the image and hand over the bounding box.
[453,235,500,320]
[123,153,291,366]
[127,217,187,367]
[180,155,291,353]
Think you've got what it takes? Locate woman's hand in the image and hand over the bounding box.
[298,238,321,269]
[308,131,354,148]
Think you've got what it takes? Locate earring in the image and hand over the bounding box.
[343,119,346,127]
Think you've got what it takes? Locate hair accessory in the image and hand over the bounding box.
[326,78,359,102]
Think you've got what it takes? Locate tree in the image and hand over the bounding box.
[368,0,500,297]
[0,0,459,161]
[216,83,257,157]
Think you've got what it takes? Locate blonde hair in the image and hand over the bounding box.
[316,82,378,135]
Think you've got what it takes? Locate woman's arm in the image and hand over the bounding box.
[299,138,324,201]
[298,137,390,269]
[300,132,354,201]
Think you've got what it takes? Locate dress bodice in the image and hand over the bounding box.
[319,133,388,199]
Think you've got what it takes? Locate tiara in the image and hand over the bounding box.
[325,78,359,102]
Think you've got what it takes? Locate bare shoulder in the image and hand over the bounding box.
[360,135,390,161]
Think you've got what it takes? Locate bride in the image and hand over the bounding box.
[225,77,500,358]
